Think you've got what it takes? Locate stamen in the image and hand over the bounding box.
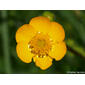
[29,33,52,57]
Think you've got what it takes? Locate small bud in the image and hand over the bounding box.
[42,11,55,21]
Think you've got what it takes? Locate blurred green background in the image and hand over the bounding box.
[0,10,85,74]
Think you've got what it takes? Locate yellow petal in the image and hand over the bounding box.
[16,42,34,63]
[48,22,65,42]
[16,24,37,43]
[29,16,51,34]
[33,56,52,70]
[49,42,67,61]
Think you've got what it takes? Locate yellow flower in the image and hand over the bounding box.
[15,16,67,70]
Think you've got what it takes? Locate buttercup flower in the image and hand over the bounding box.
[16,16,67,70]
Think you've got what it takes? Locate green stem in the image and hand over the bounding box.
[67,45,85,60]
[1,10,12,73]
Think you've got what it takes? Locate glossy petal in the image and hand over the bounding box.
[49,42,67,61]
[33,56,52,70]
[29,16,51,34]
[48,22,65,42]
[16,42,34,63]
[16,24,37,43]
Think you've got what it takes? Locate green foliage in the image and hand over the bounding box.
[0,10,85,74]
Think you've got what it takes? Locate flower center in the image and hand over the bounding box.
[29,32,52,57]
[37,39,46,48]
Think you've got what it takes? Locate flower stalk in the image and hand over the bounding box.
[1,11,12,73]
